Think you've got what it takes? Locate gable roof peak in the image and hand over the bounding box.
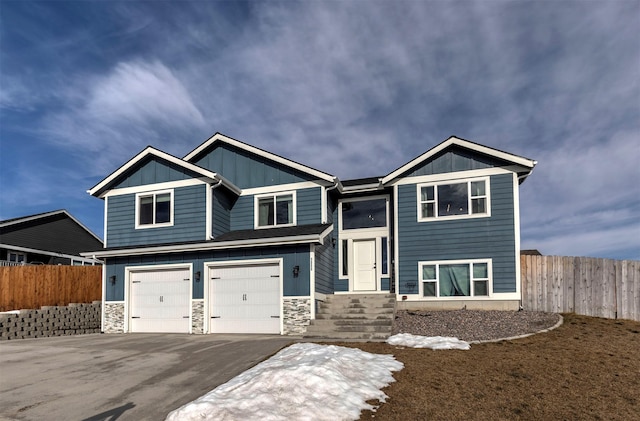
[184,132,337,183]
[381,136,537,185]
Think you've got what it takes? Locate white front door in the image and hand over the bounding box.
[208,263,281,334]
[353,239,377,291]
[129,268,191,333]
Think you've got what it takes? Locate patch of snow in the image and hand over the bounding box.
[386,334,470,350]
[165,342,404,421]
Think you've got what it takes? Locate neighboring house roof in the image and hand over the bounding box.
[521,249,543,255]
[0,210,103,257]
[184,132,337,184]
[381,136,537,185]
[81,224,333,258]
[88,146,241,198]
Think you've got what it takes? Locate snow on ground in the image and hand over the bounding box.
[165,342,404,421]
[386,334,470,350]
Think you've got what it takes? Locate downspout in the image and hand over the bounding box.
[209,179,224,240]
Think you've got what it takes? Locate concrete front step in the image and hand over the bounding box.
[310,319,392,327]
[303,331,391,340]
[304,293,397,340]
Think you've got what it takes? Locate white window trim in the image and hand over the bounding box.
[416,176,491,222]
[7,250,26,263]
[135,189,174,229]
[254,191,297,229]
[418,259,493,299]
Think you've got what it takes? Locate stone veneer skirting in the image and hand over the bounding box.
[103,302,125,333]
[283,297,311,335]
[192,300,204,334]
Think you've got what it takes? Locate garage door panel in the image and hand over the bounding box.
[130,268,190,333]
[209,263,281,334]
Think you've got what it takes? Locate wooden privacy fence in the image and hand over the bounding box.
[0,265,102,312]
[521,255,640,322]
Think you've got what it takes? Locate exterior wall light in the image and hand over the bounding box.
[195,271,201,282]
[293,265,300,278]
[109,275,116,285]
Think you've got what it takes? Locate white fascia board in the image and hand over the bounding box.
[184,133,337,184]
[88,146,241,197]
[382,137,537,185]
[80,233,328,258]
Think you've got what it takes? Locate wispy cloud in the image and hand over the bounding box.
[1,1,638,258]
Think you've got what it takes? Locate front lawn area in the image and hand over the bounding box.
[347,314,640,420]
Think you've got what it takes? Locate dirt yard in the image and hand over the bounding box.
[345,314,640,421]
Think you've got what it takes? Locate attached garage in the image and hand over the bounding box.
[128,266,191,333]
[207,261,282,334]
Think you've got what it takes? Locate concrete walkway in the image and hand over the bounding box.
[0,333,295,421]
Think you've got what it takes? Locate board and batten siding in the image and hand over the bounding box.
[113,156,197,189]
[404,146,507,178]
[192,143,317,189]
[230,187,323,230]
[396,173,517,295]
[106,184,207,247]
[103,244,312,301]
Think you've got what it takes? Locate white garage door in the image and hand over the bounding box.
[130,268,191,333]
[209,263,281,334]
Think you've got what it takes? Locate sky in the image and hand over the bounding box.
[168,339,459,420]
[1,1,638,260]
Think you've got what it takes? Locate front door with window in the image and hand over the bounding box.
[353,239,377,291]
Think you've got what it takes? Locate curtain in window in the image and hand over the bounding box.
[439,264,470,296]
[259,198,274,226]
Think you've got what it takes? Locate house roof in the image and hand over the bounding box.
[88,146,241,198]
[0,210,103,256]
[184,132,337,184]
[381,136,537,185]
[81,224,333,258]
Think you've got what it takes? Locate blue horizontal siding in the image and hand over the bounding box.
[107,184,207,247]
[104,244,312,301]
[231,187,322,230]
[314,235,334,295]
[396,173,517,295]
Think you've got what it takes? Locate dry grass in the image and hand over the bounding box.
[342,314,640,421]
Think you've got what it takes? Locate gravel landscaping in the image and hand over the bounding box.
[392,309,562,342]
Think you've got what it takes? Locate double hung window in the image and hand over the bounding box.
[418,178,489,220]
[136,190,173,228]
[256,192,295,228]
[420,260,490,297]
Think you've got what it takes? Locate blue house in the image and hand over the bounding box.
[82,133,536,335]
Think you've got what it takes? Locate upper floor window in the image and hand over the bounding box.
[256,192,295,228]
[418,177,489,221]
[341,198,387,230]
[136,190,173,228]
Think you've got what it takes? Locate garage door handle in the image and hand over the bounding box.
[271,316,280,318]
[132,316,140,319]
[183,316,190,318]
[211,316,221,319]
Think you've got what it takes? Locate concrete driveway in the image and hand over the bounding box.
[0,333,295,421]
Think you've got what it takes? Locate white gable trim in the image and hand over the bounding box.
[381,136,537,185]
[184,133,336,184]
[88,146,241,198]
